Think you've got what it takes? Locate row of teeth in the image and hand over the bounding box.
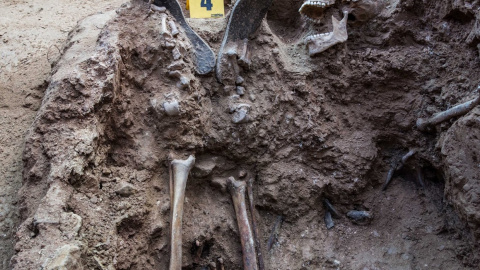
[305,32,333,42]
[301,14,323,24]
[299,0,332,12]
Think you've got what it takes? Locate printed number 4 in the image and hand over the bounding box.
[201,0,213,11]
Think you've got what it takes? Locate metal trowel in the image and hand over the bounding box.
[215,0,273,83]
[154,0,216,75]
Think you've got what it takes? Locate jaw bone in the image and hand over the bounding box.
[304,11,348,56]
[169,155,195,270]
[299,0,335,23]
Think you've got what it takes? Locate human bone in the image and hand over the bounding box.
[169,155,195,270]
[305,11,348,56]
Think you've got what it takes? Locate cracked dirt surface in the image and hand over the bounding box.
[3,0,480,269]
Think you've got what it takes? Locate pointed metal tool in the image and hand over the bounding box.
[154,0,215,75]
[215,0,273,83]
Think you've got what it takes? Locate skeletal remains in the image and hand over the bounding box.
[417,86,480,131]
[147,0,480,268]
[169,155,195,270]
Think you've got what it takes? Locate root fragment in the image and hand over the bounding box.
[417,86,480,131]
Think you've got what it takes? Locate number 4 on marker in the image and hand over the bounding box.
[201,0,213,11]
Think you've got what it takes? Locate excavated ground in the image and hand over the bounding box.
[6,0,480,269]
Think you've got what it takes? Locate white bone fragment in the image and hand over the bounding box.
[168,20,180,36]
[163,100,180,116]
[151,4,167,13]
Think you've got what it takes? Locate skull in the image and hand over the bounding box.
[267,0,385,56]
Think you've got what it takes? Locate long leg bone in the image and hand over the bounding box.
[169,155,195,270]
[417,86,480,131]
[228,177,258,270]
[247,178,264,270]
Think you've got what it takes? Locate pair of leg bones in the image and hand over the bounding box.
[228,177,265,270]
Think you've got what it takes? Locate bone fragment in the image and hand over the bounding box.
[169,155,195,270]
[236,86,245,96]
[382,149,416,191]
[247,178,264,270]
[324,211,334,229]
[416,86,480,131]
[323,199,340,219]
[163,100,180,116]
[238,38,251,69]
[347,210,373,225]
[160,13,171,38]
[305,11,349,56]
[217,258,225,270]
[228,177,258,270]
[168,20,180,36]
[267,215,284,251]
[151,4,167,13]
[416,166,425,188]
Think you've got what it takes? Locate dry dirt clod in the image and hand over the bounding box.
[115,182,137,197]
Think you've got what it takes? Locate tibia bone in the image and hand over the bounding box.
[305,11,348,56]
[417,86,480,131]
[169,155,195,270]
[228,177,258,270]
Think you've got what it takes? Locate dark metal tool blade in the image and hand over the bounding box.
[154,0,215,75]
[215,0,273,83]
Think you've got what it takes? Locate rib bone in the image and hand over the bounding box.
[416,86,480,131]
[169,155,195,270]
[228,177,258,270]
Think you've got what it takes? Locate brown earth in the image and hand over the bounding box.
[2,0,480,269]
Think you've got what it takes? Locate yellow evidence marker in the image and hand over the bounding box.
[189,0,224,19]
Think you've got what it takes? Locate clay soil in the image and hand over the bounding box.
[2,0,480,269]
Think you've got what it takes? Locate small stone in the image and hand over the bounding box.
[116,182,136,197]
[167,60,185,71]
[238,170,247,178]
[236,86,245,96]
[179,76,190,89]
[43,244,82,270]
[192,159,216,178]
[172,47,182,60]
[235,76,244,85]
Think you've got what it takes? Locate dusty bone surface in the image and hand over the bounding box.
[10,0,480,269]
